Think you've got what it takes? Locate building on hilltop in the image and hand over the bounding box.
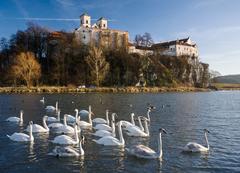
[129,37,199,57]
[74,13,129,49]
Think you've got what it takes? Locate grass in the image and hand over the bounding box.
[210,83,240,90]
[0,86,210,93]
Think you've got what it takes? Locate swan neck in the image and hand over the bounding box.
[20,111,23,122]
[144,120,149,135]
[43,117,49,131]
[106,110,109,125]
[111,120,116,137]
[118,122,124,145]
[79,140,84,155]
[147,110,150,121]
[64,115,67,126]
[131,114,135,126]
[157,132,163,158]
[75,126,79,143]
[205,132,209,149]
[138,117,144,131]
[75,110,79,123]
[88,106,92,124]
[56,102,58,111]
[29,124,33,141]
[57,111,60,121]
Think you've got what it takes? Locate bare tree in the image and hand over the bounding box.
[134,34,143,46]
[11,52,41,87]
[85,46,109,86]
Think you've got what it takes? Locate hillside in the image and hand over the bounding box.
[212,74,240,84]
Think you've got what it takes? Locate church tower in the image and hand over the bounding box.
[80,13,91,28]
[97,17,108,29]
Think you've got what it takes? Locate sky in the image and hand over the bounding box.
[0,0,240,75]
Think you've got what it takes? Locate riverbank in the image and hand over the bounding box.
[210,83,240,90]
[0,86,211,93]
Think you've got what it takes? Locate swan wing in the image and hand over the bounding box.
[55,125,74,134]
[48,123,64,128]
[25,124,48,133]
[52,135,76,145]
[92,118,107,124]
[93,130,112,137]
[184,142,208,152]
[8,133,30,141]
[94,136,121,146]
[6,117,20,122]
[94,124,111,131]
[127,145,156,158]
[47,117,58,122]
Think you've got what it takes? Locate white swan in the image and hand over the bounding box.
[48,110,64,128]
[93,119,116,137]
[122,113,136,128]
[125,117,149,137]
[94,113,116,131]
[45,101,58,112]
[49,136,85,157]
[47,109,61,122]
[7,121,34,142]
[78,105,93,129]
[66,109,79,123]
[54,114,77,134]
[126,128,166,159]
[40,97,45,103]
[145,108,151,122]
[93,121,124,146]
[183,129,210,153]
[25,116,49,133]
[51,124,80,145]
[6,110,23,123]
[92,109,109,125]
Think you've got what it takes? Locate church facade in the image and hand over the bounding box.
[74,13,129,49]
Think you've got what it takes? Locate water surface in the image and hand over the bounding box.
[0,91,240,173]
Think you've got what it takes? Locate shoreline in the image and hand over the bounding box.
[0,86,211,94]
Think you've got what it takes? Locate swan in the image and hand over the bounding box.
[7,121,34,142]
[92,109,109,125]
[93,121,124,146]
[78,105,93,129]
[93,119,116,137]
[94,113,116,131]
[45,101,58,112]
[47,109,61,122]
[51,124,80,145]
[40,97,45,103]
[122,113,136,128]
[66,109,79,123]
[126,128,166,159]
[48,110,64,128]
[54,114,79,134]
[6,110,23,123]
[79,106,91,116]
[125,117,149,137]
[48,136,85,157]
[25,116,49,133]
[183,129,210,153]
[146,108,151,122]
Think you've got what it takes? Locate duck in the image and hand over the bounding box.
[51,124,80,145]
[25,116,49,133]
[126,128,166,159]
[48,110,64,128]
[93,121,124,146]
[92,109,109,125]
[48,136,85,157]
[45,101,58,112]
[93,119,116,137]
[7,121,34,142]
[183,129,210,153]
[125,116,149,137]
[78,105,93,129]
[6,110,23,123]
[94,113,116,131]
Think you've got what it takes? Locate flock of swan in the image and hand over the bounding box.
[5,97,211,160]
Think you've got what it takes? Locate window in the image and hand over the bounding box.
[82,30,85,33]
[86,20,88,24]
[103,24,106,27]
[83,35,86,39]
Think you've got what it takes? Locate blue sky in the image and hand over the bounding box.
[0,0,239,75]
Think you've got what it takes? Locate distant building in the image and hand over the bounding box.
[152,37,198,57]
[74,13,129,49]
[129,37,199,57]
